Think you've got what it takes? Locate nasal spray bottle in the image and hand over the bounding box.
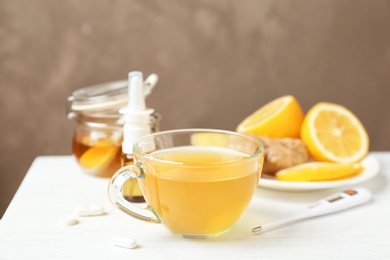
[120,71,157,202]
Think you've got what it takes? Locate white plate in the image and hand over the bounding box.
[258,154,380,192]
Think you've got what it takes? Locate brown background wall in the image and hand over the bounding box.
[1,0,390,216]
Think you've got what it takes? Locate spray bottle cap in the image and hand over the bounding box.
[120,71,154,155]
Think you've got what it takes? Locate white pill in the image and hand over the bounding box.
[74,205,105,217]
[111,236,137,249]
[58,215,78,226]
[88,204,105,216]
[74,206,90,216]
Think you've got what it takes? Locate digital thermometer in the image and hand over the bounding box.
[252,188,372,234]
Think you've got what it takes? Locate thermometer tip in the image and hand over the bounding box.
[252,226,263,233]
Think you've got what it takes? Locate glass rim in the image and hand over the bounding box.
[133,128,264,166]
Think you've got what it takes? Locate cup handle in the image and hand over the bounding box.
[108,165,161,223]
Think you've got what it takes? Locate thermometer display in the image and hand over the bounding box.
[327,190,357,203]
[327,196,343,203]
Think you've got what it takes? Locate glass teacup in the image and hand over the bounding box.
[108,129,264,238]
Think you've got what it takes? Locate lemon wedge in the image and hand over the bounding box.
[276,161,363,182]
[79,146,118,169]
[79,138,120,177]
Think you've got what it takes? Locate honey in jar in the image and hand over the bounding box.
[67,79,160,179]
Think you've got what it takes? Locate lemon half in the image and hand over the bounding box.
[236,95,304,138]
[301,102,369,163]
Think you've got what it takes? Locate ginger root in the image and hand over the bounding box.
[255,136,309,175]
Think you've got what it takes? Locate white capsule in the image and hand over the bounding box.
[58,215,78,226]
[88,204,105,216]
[74,206,90,216]
[111,236,137,249]
[74,205,105,217]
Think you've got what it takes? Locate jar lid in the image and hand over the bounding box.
[68,80,128,114]
[67,74,158,119]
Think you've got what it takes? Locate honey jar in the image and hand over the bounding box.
[67,79,160,178]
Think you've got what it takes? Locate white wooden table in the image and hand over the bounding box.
[1,153,389,259]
